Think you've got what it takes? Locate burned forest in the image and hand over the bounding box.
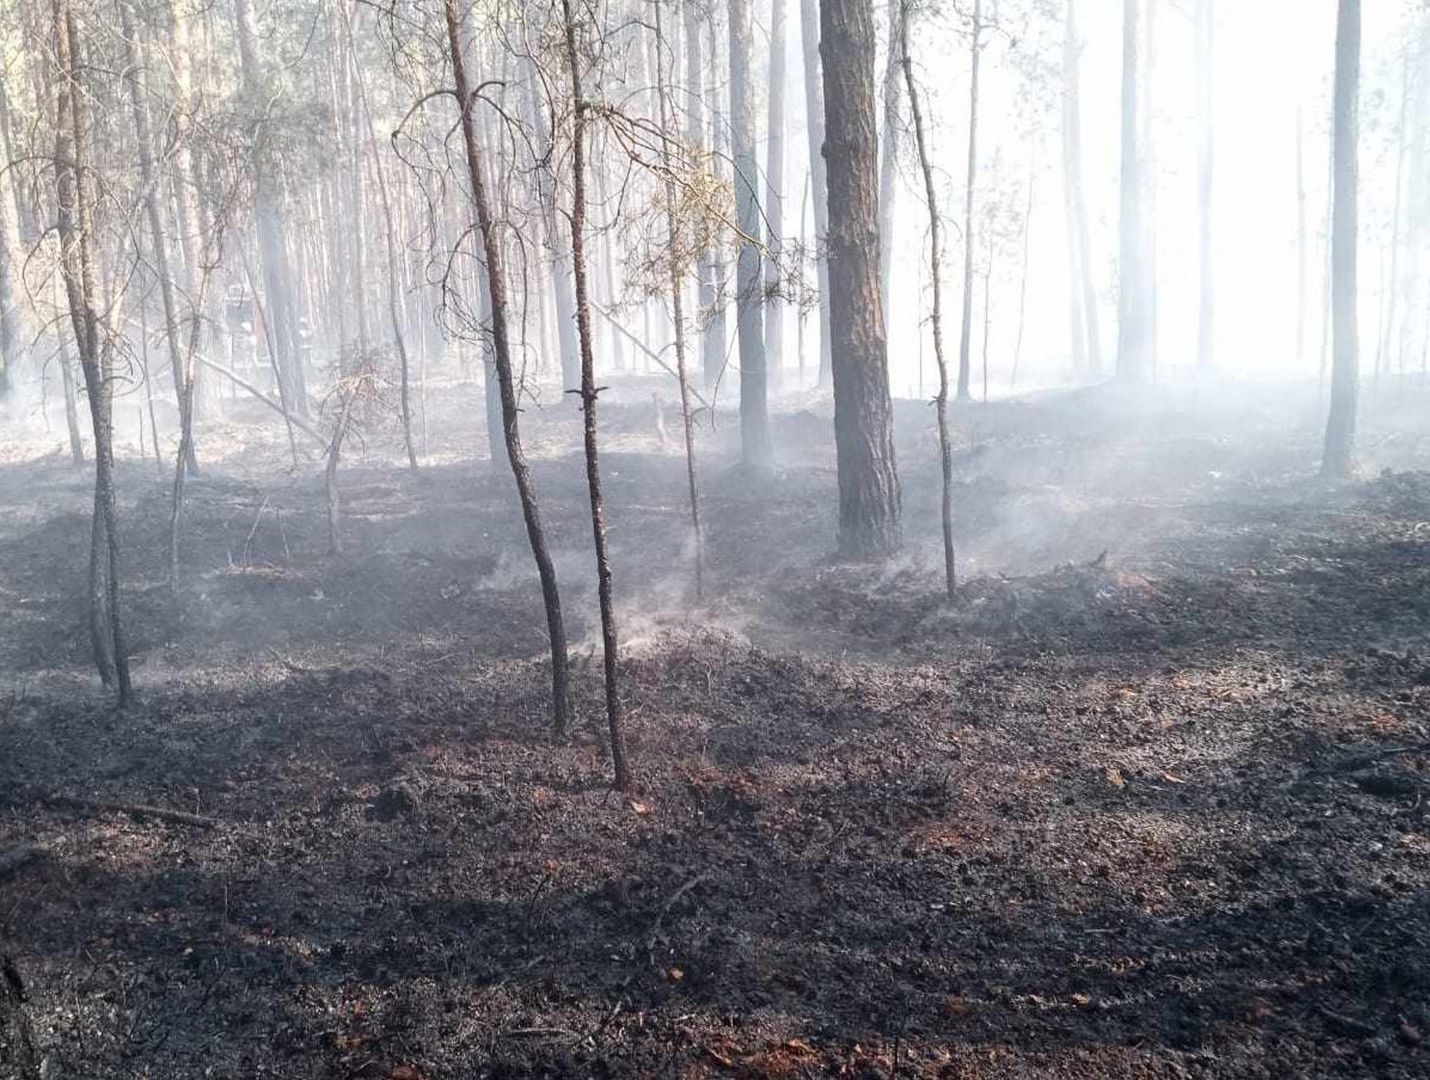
[5,0,1430,1076]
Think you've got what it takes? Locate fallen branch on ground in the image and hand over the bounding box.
[196,356,327,445]
[594,306,711,412]
[37,792,223,830]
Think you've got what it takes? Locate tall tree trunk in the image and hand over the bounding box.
[0,70,28,402]
[54,0,133,706]
[472,168,504,467]
[765,0,788,379]
[1321,0,1360,478]
[593,160,627,373]
[139,300,163,474]
[730,0,771,469]
[981,235,992,402]
[1377,46,1410,381]
[703,12,730,392]
[1010,151,1035,389]
[656,0,704,600]
[348,4,417,470]
[955,0,983,401]
[234,0,306,415]
[324,387,357,555]
[523,58,581,392]
[121,0,199,474]
[1141,0,1159,374]
[797,170,811,385]
[822,0,902,556]
[560,0,633,790]
[1196,0,1214,369]
[443,0,572,733]
[1296,107,1307,368]
[684,0,722,394]
[342,12,369,355]
[877,0,900,329]
[171,4,213,422]
[55,278,85,464]
[167,253,218,591]
[799,0,833,386]
[1318,124,1334,390]
[19,68,84,462]
[1116,0,1148,382]
[0,186,13,401]
[1061,0,1100,378]
[900,0,953,596]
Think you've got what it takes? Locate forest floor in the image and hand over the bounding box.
[3,374,1430,1078]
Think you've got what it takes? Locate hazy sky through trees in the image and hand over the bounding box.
[751,0,1411,396]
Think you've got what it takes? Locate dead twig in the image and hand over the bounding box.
[240,495,271,566]
[500,1026,578,1039]
[266,646,315,675]
[646,872,709,955]
[1319,1006,1378,1038]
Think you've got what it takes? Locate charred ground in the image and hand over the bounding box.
[3,380,1430,1078]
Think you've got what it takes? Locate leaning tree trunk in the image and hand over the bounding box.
[822,0,902,556]
[800,0,833,386]
[54,0,132,707]
[444,0,572,733]
[560,0,632,790]
[729,0,772,470]
[474,212,504,468]
[900,0,953,596]
[1321,0,1360,478]
[955,0,982,401]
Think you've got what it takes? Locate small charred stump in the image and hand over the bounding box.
[0,955,39,1080]
[371,783,420,822]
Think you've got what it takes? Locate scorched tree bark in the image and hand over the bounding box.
[821,0,901,556]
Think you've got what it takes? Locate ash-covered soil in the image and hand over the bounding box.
[3,377,1430,1078]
